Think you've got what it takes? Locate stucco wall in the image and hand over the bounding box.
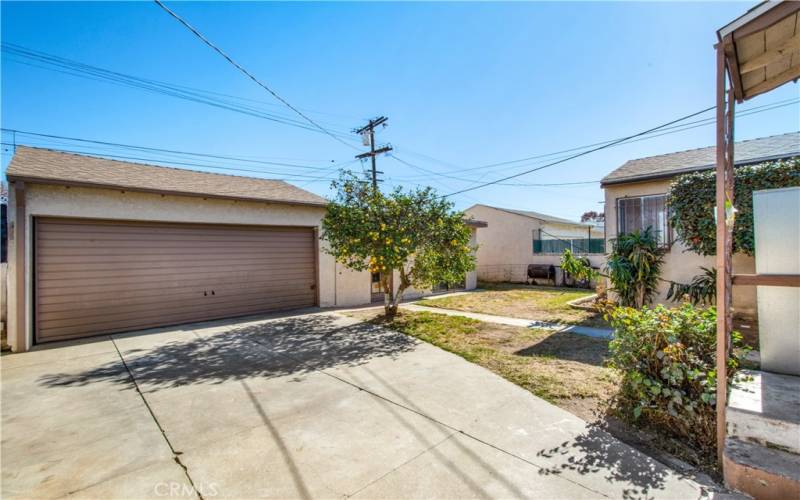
[465,205,605,283]
[604,179,756,316]
[6,184,378,351]
[6,184,481,351]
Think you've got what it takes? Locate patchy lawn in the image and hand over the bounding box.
[421,282,609,328]
[349,309,618,421]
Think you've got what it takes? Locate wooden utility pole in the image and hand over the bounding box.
[354,117,392,188]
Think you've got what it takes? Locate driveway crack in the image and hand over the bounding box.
[110,337,203,500]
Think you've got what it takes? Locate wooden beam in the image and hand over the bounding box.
[731,3,800,41]
[723,34,745,102]
[740,32,800,74]
[744,64,800,99]
[732,274,800,287]
[714,45,726,468]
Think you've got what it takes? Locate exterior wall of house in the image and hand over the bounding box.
[604,178,756,316]
[6,183,479,351]
[465,205,605,283]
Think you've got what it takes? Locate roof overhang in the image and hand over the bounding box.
[717,0,800,102]
[600,152,800,187]
[5,174,330,209]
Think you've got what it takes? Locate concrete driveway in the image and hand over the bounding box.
[2,311,709,499]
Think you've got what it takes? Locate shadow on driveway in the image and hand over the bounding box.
[536,422,673,499]
[37,313,417,391]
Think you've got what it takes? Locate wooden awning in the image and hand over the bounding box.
[717,0,800,102]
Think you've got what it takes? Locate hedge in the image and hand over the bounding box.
[667,158,800,256]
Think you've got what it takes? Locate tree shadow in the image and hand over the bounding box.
[514,331,609,366]
[37,313,417,392]
[534,421,705,499]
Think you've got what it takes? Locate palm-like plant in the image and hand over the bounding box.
[606,228,665,308]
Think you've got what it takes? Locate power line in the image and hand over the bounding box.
[153,0,360,152]
[395,97,798,181]
[1,129,344,171]
[445,105,718,197]
[0,140,355,180]
[1,43,358,138]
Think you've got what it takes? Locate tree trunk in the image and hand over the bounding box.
[382,273,398,317]
[384,268,411,317]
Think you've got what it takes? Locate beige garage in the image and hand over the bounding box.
[4,146,483,352]
[34,218,317,343]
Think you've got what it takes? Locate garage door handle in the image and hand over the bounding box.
[310,284,316,290]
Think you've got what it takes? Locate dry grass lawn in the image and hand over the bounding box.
[349,309,618,421]
[421,283,609,328]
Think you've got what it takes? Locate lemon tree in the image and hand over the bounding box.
[322,171,475,316]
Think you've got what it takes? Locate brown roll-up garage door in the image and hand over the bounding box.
[34,217,317,343]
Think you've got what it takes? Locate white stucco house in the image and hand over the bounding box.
[3,146,483,352]
[602,132,799,316]
[464,204,605,284]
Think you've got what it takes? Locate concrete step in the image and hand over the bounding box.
[727,370,800,455]
[724,437,800,500]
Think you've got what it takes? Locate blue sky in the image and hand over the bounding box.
[2,1,798,220]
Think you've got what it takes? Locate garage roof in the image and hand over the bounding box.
[601,132,800,186]
[5,146,329,207]
[469,204,587,227]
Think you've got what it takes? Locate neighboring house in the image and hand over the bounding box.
[3,146,483,352]
[602,132,800,316]
[464,204,605,284]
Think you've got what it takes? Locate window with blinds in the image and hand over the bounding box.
[617,194,670,246]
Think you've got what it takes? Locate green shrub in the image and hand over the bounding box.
[667,158,800,256]
[606,228,664,308]
[666,267,716,305]
[607,302,747,456]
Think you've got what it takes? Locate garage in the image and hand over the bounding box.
[34,217,318,343]
[5,145,481,351]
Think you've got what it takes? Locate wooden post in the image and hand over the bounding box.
[715,43,737,468]
[714,43,728,468]
[725,87,735,359]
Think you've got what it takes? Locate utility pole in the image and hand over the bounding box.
[354,117,392,189]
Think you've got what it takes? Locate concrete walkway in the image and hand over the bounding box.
[404,303,615,339]
[2,310,704,499]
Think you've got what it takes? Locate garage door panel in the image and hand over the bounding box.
[37,271,316,301]
[36,258,314,277]
[35,218,318,343]
[37,244,315,257]
[38,226,313,241]
[38,283,316,316]
[39,298,316,342]
[37,250,314,266]
[38,290,316,327]
[39,295,316,335]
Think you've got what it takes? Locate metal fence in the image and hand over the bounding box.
[533,237,605,255]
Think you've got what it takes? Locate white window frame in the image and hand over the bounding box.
[616,193,671,247]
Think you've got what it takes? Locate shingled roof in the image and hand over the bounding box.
[469,204,587,226]
[601,132,800,186]
[5,146,328,207]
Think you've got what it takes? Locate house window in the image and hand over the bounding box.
[616,194,670,246]
[532,228,605,255]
